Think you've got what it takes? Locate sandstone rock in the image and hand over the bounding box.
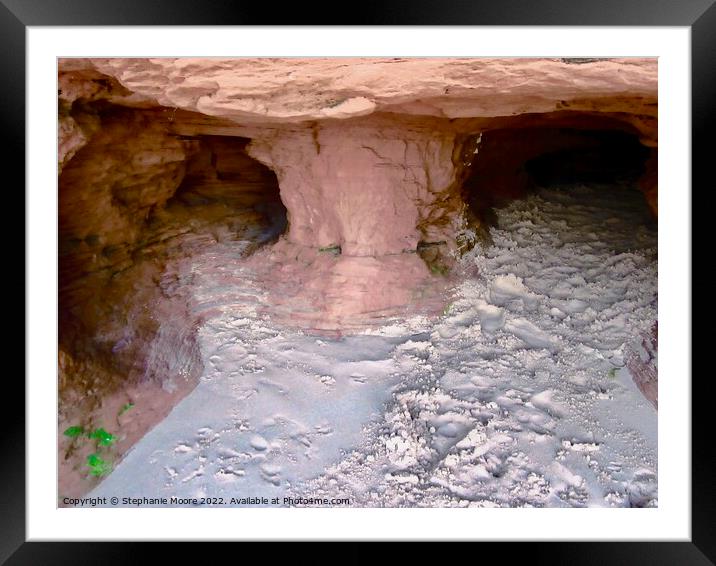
[76,57,656,126]
[247,240,447,331]
[247,122,465,256]
[60,58,657,258]
[58,110,98,173]
[57,59,659,499]
[59,107,189,311]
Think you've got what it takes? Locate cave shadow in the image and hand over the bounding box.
[460,126,655,236]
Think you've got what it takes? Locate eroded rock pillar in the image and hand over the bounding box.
[247,121,465,257]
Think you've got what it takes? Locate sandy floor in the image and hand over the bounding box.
[83,183,657,507]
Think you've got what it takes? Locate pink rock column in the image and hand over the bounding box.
[247,122,464,257]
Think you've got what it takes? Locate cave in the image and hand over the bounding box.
[57,58,659,508]
[459,125,655,237]
[59,109,288,398]
[525,129,650,187]
[58,102,289,497]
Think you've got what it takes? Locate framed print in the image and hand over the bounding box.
[10,0,709,560]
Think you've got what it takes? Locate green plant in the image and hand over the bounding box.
[87,453,112,477]
[63,425,116,447]
[87,428,117,447]
[63,425,85,438]
[63,424,117,477]
[607,367,618,379]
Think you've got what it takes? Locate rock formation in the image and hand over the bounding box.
[57,58,658,497]
[61,58,657,260]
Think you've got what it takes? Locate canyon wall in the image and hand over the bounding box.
[77,57,658,236]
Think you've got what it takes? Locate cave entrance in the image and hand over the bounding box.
[58,129,288,437]
[461,125,654,233]
[160,134,288,247]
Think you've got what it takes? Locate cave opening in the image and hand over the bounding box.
[524,129,650,187]
[163,134,288,247]
[58,114,288,450]
[58,113,293,498]
[460,125,655,238]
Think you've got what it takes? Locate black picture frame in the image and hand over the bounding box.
[9,0,708,561]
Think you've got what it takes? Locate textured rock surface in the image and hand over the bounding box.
[77,58,657,126]
[59,109,188,292]
[60,57,658,246]
[247,122,465,256]
[58,65,157,172]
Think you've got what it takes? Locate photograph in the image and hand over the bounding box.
[57,56,659,509]
[6,0,704,553]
